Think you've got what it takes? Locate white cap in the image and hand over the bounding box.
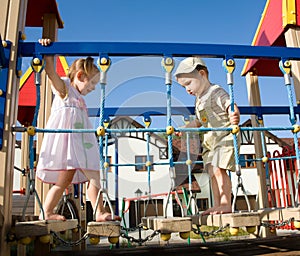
[174,57,206,77]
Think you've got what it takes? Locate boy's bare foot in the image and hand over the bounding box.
[202,206,232,215]
[40,213,66,221]
[95,212,121,222]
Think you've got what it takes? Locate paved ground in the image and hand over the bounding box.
[49,229,300,256]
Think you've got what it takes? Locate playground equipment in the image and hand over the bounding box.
[1,0,300,255]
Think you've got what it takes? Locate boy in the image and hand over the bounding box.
[174,57,240,215]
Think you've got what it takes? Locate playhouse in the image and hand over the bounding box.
[1,0,300,255]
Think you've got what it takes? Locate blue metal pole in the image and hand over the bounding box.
[19,41,300,60]
[115,137,119,217]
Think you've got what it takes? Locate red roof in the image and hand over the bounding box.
[242,0,300,76]
[25,0,64,28]
[18,57,68,125]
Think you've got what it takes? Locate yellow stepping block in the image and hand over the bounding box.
[196,211,261,228]
[141,216,192,234]
[15,219,78,239]
[87,221,120,237]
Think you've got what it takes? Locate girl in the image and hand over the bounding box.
[36,38,121,222]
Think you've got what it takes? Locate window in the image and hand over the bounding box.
[135,155,154,172]
[197,198,209,211]
[239,154,256,168]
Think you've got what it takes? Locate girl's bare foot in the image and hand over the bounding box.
[95,212,121,222]
[202,206,217,215]
[40,213,66,221]
[202,206,232,215]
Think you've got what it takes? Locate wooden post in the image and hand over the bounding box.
[245,72,274,238]
[34,13,58,218]
[0,0,28,254]
[284,27,300,105]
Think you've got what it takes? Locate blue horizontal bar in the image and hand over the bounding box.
[88,106,300,117]
[88,106,195,117]
[12,125,295,134]
[35,128,96,133]
[109,160,204,167]
[178,126,294,132]
[19,41,300,60]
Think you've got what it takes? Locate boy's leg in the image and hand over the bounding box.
[213,167,232,213]
[41,170,76,220]
[202,166,232,215]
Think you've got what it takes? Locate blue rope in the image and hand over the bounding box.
[29,74,41,170]
[186,132,192,191]
[99,84,106,171]
[104,132,109,190]
[29,82,41,169]
[228,83,240,168]
[166,84,174,167]
[286,84,296,125]
[285,84,300,162]
[285,80,300,166]
[32,82,40,127]
[146,132,151,193]
[286,83,300,204]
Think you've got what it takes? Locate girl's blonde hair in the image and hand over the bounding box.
[68,57,99,83]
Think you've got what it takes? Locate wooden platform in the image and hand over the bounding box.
[259,207,300,221]
[15,219,78,239]
[194,211,261,228]
[87,221,120,237]
[141,216,192,233]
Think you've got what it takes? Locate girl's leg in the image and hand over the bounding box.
[41,170,75,220]
[87,182,121,222]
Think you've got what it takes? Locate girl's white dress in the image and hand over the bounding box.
[36,77,100,185]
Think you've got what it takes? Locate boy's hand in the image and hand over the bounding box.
[229,111,240,125]
[38,38,51,46]
[174,131,183,137]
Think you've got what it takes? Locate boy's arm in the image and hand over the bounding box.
[185,119,201,128]
[228,104,240,125]
[175,119,201,136]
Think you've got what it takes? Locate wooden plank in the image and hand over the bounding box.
[285,27,300,104]
[141,216,191,233]
[12,215,39,223]
[12,195,34,215]
[0,0,10,35]
[198,211,261,228]
[15,219,78,239]
[259,207,300,221]
[0,212,3,228]
[87,221,120,237]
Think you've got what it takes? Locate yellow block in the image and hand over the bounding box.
[282,0,297,28]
